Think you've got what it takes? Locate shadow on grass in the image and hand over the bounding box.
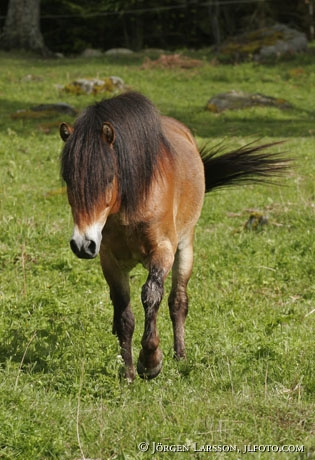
[0,98,76,136]
[1,96,315,140]
[4,113,315,142]
[167,107,315,139]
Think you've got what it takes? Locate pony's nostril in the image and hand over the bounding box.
[87,239,96,255]
[70,238,79,255]
[69,234,99,259]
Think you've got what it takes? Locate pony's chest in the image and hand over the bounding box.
[101,217,152,266]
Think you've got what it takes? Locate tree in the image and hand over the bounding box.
[1,0,49,55]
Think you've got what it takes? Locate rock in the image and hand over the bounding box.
[67,78,105,95]
[63,76,126,95]
[81,48,103,58]
[11,103,77,121]
[21,74,43,82]
[104,48,134,56]
[207,90,292,113]
[259,24,307,59]
[220,23,308,61]
[108,76,125,90]
[30,103,77,116]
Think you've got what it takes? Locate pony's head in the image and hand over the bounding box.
[60,114,118,259]
[60,92,173,259]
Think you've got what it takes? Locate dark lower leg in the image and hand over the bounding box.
[101,247,136,381]
[112,302,135,381]
[137,268,164,379]
[168,286,188,359]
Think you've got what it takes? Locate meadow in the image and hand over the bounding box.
[0,49,314,459]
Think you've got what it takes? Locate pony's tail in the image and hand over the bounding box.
[200,141,289,193]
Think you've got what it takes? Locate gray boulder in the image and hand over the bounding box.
[207,90,292,113]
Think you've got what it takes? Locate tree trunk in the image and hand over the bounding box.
[1,0,49,55]
[208,0,221,46]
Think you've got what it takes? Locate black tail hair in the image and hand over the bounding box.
[200,141,289,193]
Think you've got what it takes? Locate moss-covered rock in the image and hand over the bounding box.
[219,24,307,62]
[63,76,126,95]
[11,103,77,120]
[206,90,292,113]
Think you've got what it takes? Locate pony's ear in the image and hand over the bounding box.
[102,122,115,145]
[60,122,73,141]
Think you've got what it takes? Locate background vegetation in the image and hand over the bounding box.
[0,47,315,459]
[0,0,313,54]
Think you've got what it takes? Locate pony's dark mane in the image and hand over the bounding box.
[61,92,173,217]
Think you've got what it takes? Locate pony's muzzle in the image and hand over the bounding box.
[70,224,102,259]
[70,237,97,259]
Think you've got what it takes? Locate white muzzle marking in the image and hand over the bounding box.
[70,223,103,259]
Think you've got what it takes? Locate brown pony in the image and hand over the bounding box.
[60,91,286,381]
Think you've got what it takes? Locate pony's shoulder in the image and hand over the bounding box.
[161,116,195,145]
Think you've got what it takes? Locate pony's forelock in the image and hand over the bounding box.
[61,92,174,218]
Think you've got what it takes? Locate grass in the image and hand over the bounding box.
[0,48,315,459]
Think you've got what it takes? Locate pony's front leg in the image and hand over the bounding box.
[137,243,174,379]
[110,280,135,382]
[100,248,135,382]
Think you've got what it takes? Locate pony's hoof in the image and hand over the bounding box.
[137,360,163,379]
[119,365,136,383]
[174,349,186,360]
[137,349,163,379]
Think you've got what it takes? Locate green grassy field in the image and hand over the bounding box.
[0,49,315,459]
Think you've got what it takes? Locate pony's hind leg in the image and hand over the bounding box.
[168,233,194,359]
[137,241,174,379]
[100,248,135,382]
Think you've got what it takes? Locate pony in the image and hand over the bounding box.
[60,91,286,381]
